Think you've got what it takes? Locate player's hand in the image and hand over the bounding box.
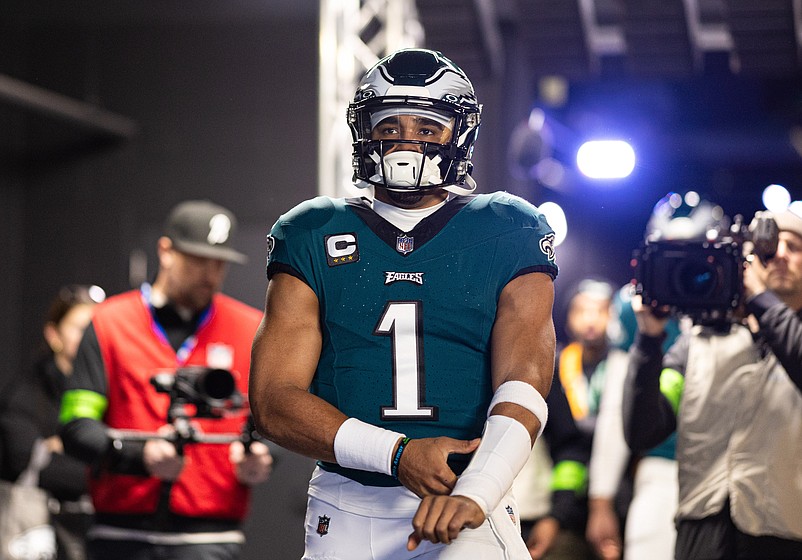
[230,440,273,485]
[631,294,670,337]
[526,516,559,559]
[407,494,485,550]
[143,438,184,481]
[397,437,480,498]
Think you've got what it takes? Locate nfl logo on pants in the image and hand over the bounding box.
[316,515,330,537]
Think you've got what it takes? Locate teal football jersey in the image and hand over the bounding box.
[266,192,558,485]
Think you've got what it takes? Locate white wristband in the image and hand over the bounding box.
[488,380,549,439]
[451,415,532,516]
[333,418,405,476]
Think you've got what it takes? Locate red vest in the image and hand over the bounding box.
[90,290,262,520]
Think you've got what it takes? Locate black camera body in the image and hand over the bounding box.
[633,239,743,325]
[151,366,243,419]
[632,212,779,326]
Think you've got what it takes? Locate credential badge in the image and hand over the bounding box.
[396,235,414,255]
[206,343,234,370]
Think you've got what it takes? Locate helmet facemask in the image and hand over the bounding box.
[357,105,459,194]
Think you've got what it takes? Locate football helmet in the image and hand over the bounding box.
[645,191,728,242]
[348,48,482,195]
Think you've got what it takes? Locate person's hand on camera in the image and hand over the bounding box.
[230,440,273,485]
[743,254,768,301]
[631,294,670,337]
[143,438,184,481]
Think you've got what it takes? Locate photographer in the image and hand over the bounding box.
[58,200,272,560]
[623,205,802,559]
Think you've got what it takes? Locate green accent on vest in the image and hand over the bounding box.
[551,460,588,493]
[59,389,108,423]
[659,368,684,414]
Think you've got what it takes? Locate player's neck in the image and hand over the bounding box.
[374,188,447,209]
[373,197,447,232]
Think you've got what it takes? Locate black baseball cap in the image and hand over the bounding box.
[163,200,248,264]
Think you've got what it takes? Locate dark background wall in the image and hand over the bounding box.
[1,4,324,558]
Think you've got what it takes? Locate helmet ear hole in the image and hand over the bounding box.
[348,48,481,193]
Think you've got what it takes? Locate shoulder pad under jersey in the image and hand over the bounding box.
[274,196,342,231]
[473,192,550,230]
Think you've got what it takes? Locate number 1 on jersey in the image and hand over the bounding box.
[374,301,437,420]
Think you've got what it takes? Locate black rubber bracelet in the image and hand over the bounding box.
[391,437,411,479]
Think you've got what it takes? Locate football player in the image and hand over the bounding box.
[250,48,558,559]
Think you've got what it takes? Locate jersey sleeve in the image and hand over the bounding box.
[490,194,559,283]
[265,197,336,292]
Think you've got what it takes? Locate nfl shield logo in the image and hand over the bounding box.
[316,515,330,537]
[396,235,414,255]
[506,505,516,524]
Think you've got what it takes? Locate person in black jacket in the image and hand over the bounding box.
[1,284,105,560]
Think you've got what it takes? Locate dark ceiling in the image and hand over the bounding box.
[3,0,802,206]
[417,0,802,215]
[419,0,802,82]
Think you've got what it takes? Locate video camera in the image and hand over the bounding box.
[632,211,779,326]
[151,366,244,420]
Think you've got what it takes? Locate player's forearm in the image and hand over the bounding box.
[452,379,549,516]
[250,385,346,462]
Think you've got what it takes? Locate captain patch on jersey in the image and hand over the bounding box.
[325,233,360,267]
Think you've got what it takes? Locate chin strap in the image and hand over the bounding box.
[443,173,476,195]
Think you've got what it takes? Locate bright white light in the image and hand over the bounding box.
[576,140,636,179]
[789,201,802,216]
[538,201,567,246]
[762,184,791,212]
[684,191,701,207]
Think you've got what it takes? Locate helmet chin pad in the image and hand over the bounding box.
[368,150,444,190]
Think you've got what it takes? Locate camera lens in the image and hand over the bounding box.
[199,369,236,400]
[673,259,717,297]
